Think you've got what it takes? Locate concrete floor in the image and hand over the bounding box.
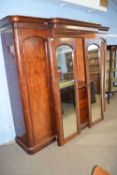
[0,95,117,175]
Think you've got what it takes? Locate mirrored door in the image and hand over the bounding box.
[56,44,78,138]
[85,40,104,125]
[88,44,102,123]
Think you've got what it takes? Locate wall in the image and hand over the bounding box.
[0,0,117,144]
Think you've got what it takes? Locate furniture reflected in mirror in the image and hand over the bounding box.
[88,44,102,124]
[78,81,89,127]
[56,45,78,139]
[106,45,117,104]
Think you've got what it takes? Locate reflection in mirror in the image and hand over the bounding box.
[56,45,77,138]
[88,44,102,123]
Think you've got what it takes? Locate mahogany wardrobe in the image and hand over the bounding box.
[0,16,109,154]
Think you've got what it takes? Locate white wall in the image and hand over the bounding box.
[0,0,117,144]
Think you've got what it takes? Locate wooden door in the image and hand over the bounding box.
[14,28,55,151]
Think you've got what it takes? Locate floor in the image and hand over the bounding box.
[0,95,117,175]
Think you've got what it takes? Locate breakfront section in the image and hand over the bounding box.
[0,16,56,154]
[106,45,117,104]
[48,18,108,145]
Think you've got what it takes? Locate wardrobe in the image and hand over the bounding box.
[0,16,109,154]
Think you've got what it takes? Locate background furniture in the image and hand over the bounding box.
[90,80,96,103]
[106,45,117,103]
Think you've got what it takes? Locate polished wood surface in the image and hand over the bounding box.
[23,34,54,142]
[0,15,109,31]
[48,18,109,32]
[1,29,27,144]
[101,39,107,112]
[16,29,55,152]
[92,166,111,175]
[79,87,88,125]
[0,15,108,153]
[75,38,89,127]
[1,26,56,153]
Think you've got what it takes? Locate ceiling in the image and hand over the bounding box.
[31,0,117,13]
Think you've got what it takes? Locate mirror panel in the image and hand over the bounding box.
[88,44,102,123]
[56,45,77,138]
